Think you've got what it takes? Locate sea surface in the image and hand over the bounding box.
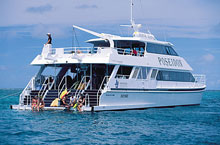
[0,89,219,145]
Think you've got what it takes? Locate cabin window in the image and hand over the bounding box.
[141,67,147,79]
[156,70,195,82]
[114,40,145,56]
[137,67,147,79]
[115,66,132,79]
[132,67,140,79]
[146,43,178,56]
[89,40,110,47]
[151,69,158,79]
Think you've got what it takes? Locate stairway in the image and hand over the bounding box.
[84,89,102,107]
[23,90,39,105]
[23,88,103,107]
[44,89,76,107]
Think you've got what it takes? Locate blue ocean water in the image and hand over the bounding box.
[0,89,220,145]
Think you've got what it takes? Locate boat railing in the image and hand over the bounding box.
[97,76,110,106]
[116,48,145,57]
[19,76,36,105]
[74,76,91,99]
[58,75,68,98]
[52,47,98,55]
[38,76,55,100]
[193,74,206,87]
[26,95,32,106]
[84,93,90,107]
[115,74,130,79]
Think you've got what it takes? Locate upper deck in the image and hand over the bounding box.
[31,44,192,71]
[31,24,192,71]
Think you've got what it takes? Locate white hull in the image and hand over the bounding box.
[12,90,204,112]
[93,90,204,111]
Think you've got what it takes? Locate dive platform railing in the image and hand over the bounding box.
[19,76,36,105]
[58,75,68,98]
[38,76,55,99]
[97,76,110,106]
[74,76,91,99]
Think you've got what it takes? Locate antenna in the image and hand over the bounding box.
[130,0,133,24]
[120,0,142,32]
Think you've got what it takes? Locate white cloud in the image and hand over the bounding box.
[26,4,53,14]
[0,0,220,39]
[202,54,215,62]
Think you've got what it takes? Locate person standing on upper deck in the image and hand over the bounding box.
[46,33,52,45]
[41,33,52,58]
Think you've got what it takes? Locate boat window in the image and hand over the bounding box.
[142,67,147,79]
[151,69,158,79]
[137,69,142,79]
[89,40,110,47]
[114,40,145,57]
[146,43,178,56]
[137,67,147,79]
[132,67,140,79]
[115,66,132,79]
[156,70,195,82]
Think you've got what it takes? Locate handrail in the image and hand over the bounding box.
[19,76,36,105]
[85,93,90,107]
[115,74,130,79]
[116,48,145,57]
[42,79,55,100]
[58,75,67,98]
[52,47,98,55]
[38,76,55,99]
[38,77,50,97]
[193,74,206,87]
[96,76,110,106]
[74,76,90,99]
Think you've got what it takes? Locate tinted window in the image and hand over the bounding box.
[147,43,178,56]
[132,67,140,79]
[115,66,132,79]
[151,69,158,79]
[156,70,195,82]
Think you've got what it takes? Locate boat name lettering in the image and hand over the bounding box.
[106,94,115,96]
[121,94,128,98]
[158,57,183,67]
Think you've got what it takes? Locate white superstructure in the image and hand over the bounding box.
[12,0,206,111]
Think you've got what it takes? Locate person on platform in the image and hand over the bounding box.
[31,96,38,111]
[37,97,45,111]
[77,95,85,112]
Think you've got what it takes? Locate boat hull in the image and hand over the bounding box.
[94,89,204,111]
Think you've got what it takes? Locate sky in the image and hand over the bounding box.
[0,0,220,89]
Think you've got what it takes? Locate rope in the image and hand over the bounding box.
[73,28,80,47]
[0,91,21,100]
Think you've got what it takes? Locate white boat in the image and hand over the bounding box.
[11,0,206,111]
